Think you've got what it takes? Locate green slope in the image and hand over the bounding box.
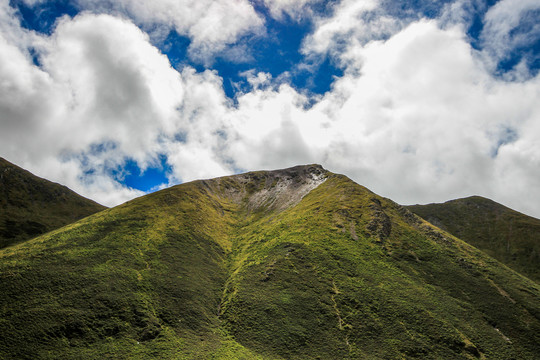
[408,196,540,283]
[1,165,539,359]
[0,157,107,248]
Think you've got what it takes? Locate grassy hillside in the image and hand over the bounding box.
[0,157,106,248]
[0,165,539,359]
[408,196,540,283]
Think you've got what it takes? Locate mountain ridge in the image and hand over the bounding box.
[198,164,328,213]
[0,157,107,248]
[1,165,539,359]
[408,195,540,283]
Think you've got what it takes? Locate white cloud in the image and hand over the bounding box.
[0,2,60,164]
[263,0,321,21]
[480,0,540,75]
[2,0,540,219]
[49,156,146,206]
[302,0,401,62]
[0,2,248,205]
[19,0,45,5]
[239,69,273,89]
[0,11,185,205]
[75,0,264,64]
[42,13,184,159]
[227,83,317,170]
[163,67,235,182]
[219,20,540,218]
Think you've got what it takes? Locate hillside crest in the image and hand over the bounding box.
[199,164,328,212]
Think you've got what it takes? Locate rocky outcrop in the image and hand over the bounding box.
[366,198,392,241]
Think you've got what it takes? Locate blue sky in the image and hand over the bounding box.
[1,0,540,217]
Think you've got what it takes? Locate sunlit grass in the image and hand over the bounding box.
[1,168,539,359]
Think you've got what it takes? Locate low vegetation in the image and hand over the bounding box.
[0,157,106,248]
[408,196,540,282]
[1,165,539,359]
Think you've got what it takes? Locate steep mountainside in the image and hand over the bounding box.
[0,165,539,359]
[408,196,540,283]
[0,157,106,248]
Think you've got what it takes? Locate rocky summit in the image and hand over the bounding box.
[0,165,539,359]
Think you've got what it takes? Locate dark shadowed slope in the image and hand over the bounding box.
[408,196,540,283]
[0,157,106,248]
[0,165,539,359]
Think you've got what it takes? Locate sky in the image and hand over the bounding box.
[1,0,540,217]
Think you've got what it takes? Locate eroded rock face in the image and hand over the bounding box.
[366,198,392,241]
[201,164,328,213]
[242,165,328,212]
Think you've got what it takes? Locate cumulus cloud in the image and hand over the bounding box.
[43,14,184,157]
[0,10,184,205]
[302,0,401,62]
[0,2,58,160]
[438,0,478,30]
[313,21,539,208]
[164,67,235,183]
[0,1,248,205]
[262,0,322,21]
[221,20,540,217]
[480,0,540,76]
[75,0,264,64]
[1,0,540,219]
[227,83,317,169]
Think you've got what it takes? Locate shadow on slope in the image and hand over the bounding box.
[0,157,106,248]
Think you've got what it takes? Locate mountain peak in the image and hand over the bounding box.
[198,164,329,213]
[1,163,540,359]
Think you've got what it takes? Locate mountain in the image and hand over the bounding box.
[0,157,106,248]
[0,165,539,359]
[408,196,540,283]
